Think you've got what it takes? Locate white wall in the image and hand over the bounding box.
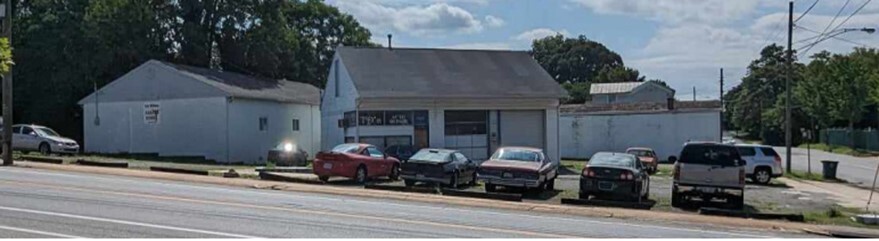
[560,110,720,160]
[82,97,228,162]
[321,55,359,151]
[228,98,320,164]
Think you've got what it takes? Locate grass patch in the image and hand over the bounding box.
[797,143,879,157]
[561,159,587,172]
[653,164,673,177]
[785,170,825,182]
[804,206,877,228]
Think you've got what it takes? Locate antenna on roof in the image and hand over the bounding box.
[387,34,393,50]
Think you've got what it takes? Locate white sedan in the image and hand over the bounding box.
[12,124,79,155]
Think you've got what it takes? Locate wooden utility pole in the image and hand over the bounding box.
[2,0,12,166]
[785,0,793,174]
[720,68,724,139]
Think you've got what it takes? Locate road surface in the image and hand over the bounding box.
[775,146,879,188]
[0,167,815,238]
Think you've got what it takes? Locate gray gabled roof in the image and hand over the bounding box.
[78,60,320,105]
[336,46,568,99]
[162,62,321,105]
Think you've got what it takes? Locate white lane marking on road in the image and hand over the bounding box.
[0,206,263,239]
[0,225,86,238]
[0,168,774,238]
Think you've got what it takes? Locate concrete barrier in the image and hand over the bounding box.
[254,166,312,174]
[76,159,129,168]
[364,184,438,194]
[561,198,655,210]
[441,189,522,202]
[149,166,209,176]
[20,156,64,164]
[698,207,804,222]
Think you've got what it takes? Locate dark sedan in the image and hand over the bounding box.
[400,149,478,188]
[580,152,650,202]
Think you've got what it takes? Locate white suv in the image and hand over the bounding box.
[12,124,80,155]
[670,142,746,209]
[735,144,783,185]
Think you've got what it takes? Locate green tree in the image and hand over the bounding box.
[531,34,624,84]
[795,51,835,131]
[561,82,591,104]
[593,65,644,83]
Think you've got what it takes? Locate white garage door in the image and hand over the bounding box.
[444,111,489,160]
[499,110,545,150]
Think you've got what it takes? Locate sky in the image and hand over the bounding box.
[325,0,879,100]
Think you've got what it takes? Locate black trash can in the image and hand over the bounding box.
[821,160,839,180]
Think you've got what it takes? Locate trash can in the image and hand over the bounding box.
[821,160,839,180]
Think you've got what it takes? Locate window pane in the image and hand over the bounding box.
[292,119,300,131]
[736,147,756,157]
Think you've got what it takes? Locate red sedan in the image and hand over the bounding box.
[313,143,401,183]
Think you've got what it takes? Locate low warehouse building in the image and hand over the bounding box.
[321,46,568,161]
[560,101,721,160]
[78,60,321,164]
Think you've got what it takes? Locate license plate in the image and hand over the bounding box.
[696,187,717,193]
[323,163,333,169]
[502,172,513,178]
[598,181,614,191]
[416,174,425,179]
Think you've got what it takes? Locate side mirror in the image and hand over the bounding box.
[667,156,678,163]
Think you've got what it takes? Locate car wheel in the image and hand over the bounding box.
[354,166,368,184]
[579,192,590,200]
[671,186,682,208]
[38,143,51,156]
[545,178,555,191]
[449,172,459,189]
[318,176,330,183]
[404,179,415,187]
[754,167,772,185]
[485,184,497,192]
[388,164,400,181]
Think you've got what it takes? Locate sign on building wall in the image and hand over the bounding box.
[144,102,160,124]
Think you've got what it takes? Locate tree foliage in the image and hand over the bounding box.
[12,0,374,140]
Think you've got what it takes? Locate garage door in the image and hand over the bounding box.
[499,110,545,150]
[444,111,489,160]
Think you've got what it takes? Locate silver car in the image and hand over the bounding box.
[12,124,79,155]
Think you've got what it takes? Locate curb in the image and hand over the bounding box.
[20,156,64,164]
[258,172,324,185]
[561,198,655,210]
[149,166,209,176]
[76,159,129,168]
[254,167,312,174]
[828,230,879,238]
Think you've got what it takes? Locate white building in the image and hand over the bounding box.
[78,60,321,164]
[321,47,568,161]
[590,81,674,104]
[560,101,722,160]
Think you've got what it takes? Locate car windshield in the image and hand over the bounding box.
[409,149,451,162]
[331,144,361,153]
[589,153,636,168]
[491,149,540,162]
[627,150,654,157]
[35,127,60,137]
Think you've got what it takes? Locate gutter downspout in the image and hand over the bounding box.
[355,98,361,143]
[225,97,230,163]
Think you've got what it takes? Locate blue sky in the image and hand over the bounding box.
[326,0,879,100]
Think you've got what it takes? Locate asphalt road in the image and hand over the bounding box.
[774,146,879,188]
[0,167,816,238]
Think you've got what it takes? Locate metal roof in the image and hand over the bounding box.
[163,62,321,105]
[336,46,568,99]
[589,82,645,95]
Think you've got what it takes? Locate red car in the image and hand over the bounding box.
[313,143,401,183]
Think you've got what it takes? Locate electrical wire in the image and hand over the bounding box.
[800,0,851,56]
[794,0,820,23]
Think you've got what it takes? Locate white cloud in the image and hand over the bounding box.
[484,15,505,27]
[568,0,760,25]
[513,28,570,42]
[330,0,502,36]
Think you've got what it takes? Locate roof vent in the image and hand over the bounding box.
[387,34,393,50]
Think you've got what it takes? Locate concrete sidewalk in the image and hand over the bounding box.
[781,177,879,211]
[774,146,879,188]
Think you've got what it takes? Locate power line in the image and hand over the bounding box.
[760,13,789,48]
[794,0,820,23]
[826,0,873,36]
[795,25,874,56]
[800,0,851,56]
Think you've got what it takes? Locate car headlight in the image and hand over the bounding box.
[283,143,295,152]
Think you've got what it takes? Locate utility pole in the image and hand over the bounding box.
[720,68,724,139]
[785,0,793,174]
[1,0,12,166]
[692,86,696,101]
